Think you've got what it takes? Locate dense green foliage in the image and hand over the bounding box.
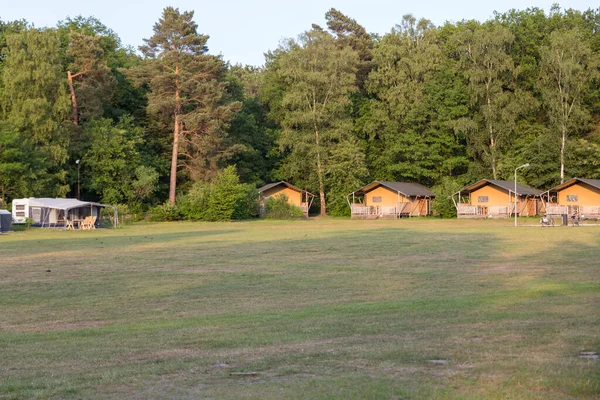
[1,5,599,216]
[158,166,258,221]
[263,194,304,219]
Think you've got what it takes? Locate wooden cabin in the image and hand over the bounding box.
[545,178,600,217]
[347,181,435,219]
[453,180,543,218]
[258,181,314,217]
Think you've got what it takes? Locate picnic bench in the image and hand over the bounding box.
[80,216,97,230]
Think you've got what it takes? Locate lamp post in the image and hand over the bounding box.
[76,159,80,200]
[514,163,530,227]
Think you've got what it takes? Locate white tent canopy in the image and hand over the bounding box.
[28,198,107,211]
[29,198,111,211]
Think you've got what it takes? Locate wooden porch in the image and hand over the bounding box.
[350,201,428,219]
[545,204,600,218]
[457,199,541,219]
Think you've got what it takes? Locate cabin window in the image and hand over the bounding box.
[566,195,578,202]
[16,204,25,211]
[372,196,382,203]
[478,196,489,203]
[16,212,25,217]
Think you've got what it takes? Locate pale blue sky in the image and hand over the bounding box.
[1,1,597,66]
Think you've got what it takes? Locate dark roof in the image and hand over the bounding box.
[351,181,435,197]
[549,178,600,192]
[258,181,312,195]
[458,179,543,196]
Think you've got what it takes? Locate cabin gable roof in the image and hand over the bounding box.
[549,178,600,193]
[352,181,435,198]
[258,181,313,196]
[457,179,542,197]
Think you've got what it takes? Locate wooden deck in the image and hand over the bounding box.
[457,201,540,219]
[350,202,429,219]
[546,204,600,217]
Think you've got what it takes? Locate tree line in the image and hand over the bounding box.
[1,5,599,218]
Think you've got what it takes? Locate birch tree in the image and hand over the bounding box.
[276,28,360,215]
[539,28,598,183]
[453,22,524,179]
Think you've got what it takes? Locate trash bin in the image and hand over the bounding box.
[561,214,568,226]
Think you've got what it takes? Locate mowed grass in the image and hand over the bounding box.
[0,218,599,399]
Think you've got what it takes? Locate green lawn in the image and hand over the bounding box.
[1,219,599,399]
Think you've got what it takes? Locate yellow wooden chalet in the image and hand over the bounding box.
[347,181,435,219]
[453,179,543,218]
[545,178,600,218]
[258,181,314,217]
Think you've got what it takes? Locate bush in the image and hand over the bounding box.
[12,223,27,232]
[149,202,182,221]
[100,204,136,227]
[178,182,210,220]
[431,177,463,218]
[177,166,260,221]
[264,194,304,219]
[204,167,242,221]
[233,184,260,220]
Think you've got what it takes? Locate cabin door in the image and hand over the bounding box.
[527,200,537,216]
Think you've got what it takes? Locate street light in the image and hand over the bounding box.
[76,159,80,200]
[514,163,530,227]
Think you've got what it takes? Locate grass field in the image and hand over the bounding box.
[1,218,599,399]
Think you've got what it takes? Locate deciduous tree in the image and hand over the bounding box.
[452,22,528,179]
[275,28,361,215]
[538,28,599,182]
[1,28,71,196]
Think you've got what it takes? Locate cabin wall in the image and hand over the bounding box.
[364,186,404,207]
[557,182,600,206]
[262,187,303,207]
[470,186,511,207]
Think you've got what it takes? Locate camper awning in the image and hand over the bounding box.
[28,198,108,211]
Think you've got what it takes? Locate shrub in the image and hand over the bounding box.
[233,184,260,220]
[264,194,303,219]
[178,182,210,220]
[177,166,260,221]
[101,204,135,227]
[204,167,242,221]
[149,202,182,221]
[432,177,463,218]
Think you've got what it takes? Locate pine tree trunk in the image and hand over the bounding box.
[487,92,498,180]
[315,128,326,216]
[560,124,566,184]
[169,62,181,204]
[67,71,78,126]
[169,116,179,204]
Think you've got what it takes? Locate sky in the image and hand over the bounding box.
[2,0,598,66]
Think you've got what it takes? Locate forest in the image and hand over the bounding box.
[0,5,599,218]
